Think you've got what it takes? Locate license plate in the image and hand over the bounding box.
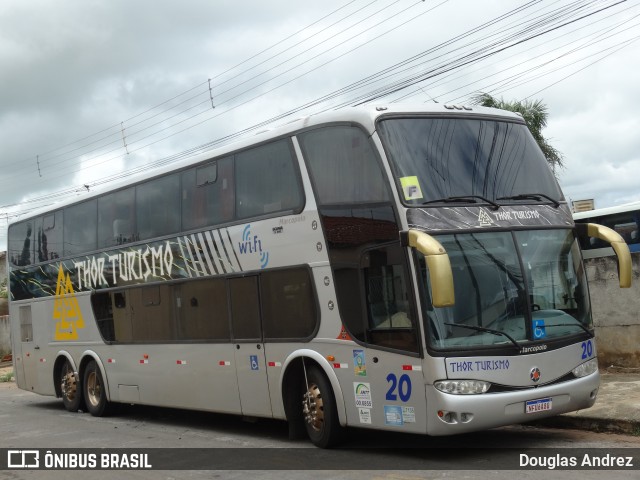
[525,397,552,414]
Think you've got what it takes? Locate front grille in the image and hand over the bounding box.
[487,371,576,393]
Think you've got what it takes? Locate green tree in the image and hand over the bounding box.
[471,93,563,172]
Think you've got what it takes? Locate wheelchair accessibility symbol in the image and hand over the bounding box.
[533,319,547,339]
[250,355,259,371]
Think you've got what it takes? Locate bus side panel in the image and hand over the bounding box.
[11,299,57,396]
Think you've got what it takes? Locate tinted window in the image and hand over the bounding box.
[299,126,389,205]
[229,276,261,340]
[177,279,230,340]
[98,187,136,248]
[235,140,303,219]
[364,244,418,352]
[182,157,234,230]
[64,200,97,256]
[334,267,365,342]
[9,221,34,266]
[131,285,175,342]
[378,118,564,205]
[36,212,63,262]
[137,174,180,240]
[261,268,317,339]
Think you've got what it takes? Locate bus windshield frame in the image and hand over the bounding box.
[377,115,564,207]
[418,229,592,352]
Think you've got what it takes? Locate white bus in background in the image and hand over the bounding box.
[574,201,640,258]
[7,104,631,448]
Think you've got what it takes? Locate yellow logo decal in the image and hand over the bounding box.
[53,266,85,341]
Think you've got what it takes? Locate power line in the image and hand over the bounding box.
[1,0,633,221]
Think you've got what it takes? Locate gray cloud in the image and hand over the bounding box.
[2,0,640,248]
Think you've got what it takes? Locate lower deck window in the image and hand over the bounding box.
[91,267,317,343]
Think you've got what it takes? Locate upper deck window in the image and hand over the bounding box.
[377,117,563,206]
[235,139,303,219]
[299,126,389,205]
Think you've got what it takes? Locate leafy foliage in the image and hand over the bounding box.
[471,93,563,172]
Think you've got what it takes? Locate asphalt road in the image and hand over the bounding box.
[1,379,639,479]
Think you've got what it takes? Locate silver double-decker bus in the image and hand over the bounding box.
[7,104,631,447]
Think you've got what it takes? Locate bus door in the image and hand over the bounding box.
[229,276,273,417]
[13,305,37,391]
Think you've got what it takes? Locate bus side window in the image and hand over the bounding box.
[8,220,34,266]
[182,157,235,231]
[136,174,181,241]
[363,244,418,353]
[64,200,97,257]
[98,187,135,247]
[261,267,317,340]
[298,125,389,204]
[235,140,302,220]
[37,212,63,262]
[177,278,230,341]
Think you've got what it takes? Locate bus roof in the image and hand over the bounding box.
[573,201,640,220]
[9,103,522,226]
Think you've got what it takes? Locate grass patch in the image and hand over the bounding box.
[0,371,14,382]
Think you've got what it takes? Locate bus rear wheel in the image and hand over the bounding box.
[302,365,342,448]
[60,360,82,412]
[83,360,112,417]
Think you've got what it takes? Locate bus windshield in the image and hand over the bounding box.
[377,117,564,205]
[420,230,591,350]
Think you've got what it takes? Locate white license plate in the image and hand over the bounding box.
[525,397,552,414]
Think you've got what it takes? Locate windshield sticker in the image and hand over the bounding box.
[353,349,367,377]
[399,176,423,201]
[533,319,547,339]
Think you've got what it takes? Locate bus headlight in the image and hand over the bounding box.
[434,379,491,394]
[572,358,598,378]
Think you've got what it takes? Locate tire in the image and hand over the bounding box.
[83,360,111,417]
[302,365,342,448]
[59,360,82,412]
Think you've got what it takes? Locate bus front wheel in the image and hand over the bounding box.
[59,360,82,412]
[83,360,112,417]
[302,365,342,448]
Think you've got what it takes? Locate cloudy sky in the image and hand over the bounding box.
[1,0,639,249]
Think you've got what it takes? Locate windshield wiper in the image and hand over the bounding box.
[444,322,521,349]
[422,195,500,210]
[496,193,560,208]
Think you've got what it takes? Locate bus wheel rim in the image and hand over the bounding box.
[86,371,101,407]
[61,370,77,401]
[303,383,324,432]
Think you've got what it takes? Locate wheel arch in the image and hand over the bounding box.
[280,349,347,426]
[78,350,112,401]
[53,351,77,398]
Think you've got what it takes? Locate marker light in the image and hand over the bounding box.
[572,358,598,378]
[434,379,491,395]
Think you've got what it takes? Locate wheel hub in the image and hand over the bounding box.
[61,371,77,401]
[302,383,324,431]
[86,371,101,407]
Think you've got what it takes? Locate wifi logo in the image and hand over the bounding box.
[238,224,269,269]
